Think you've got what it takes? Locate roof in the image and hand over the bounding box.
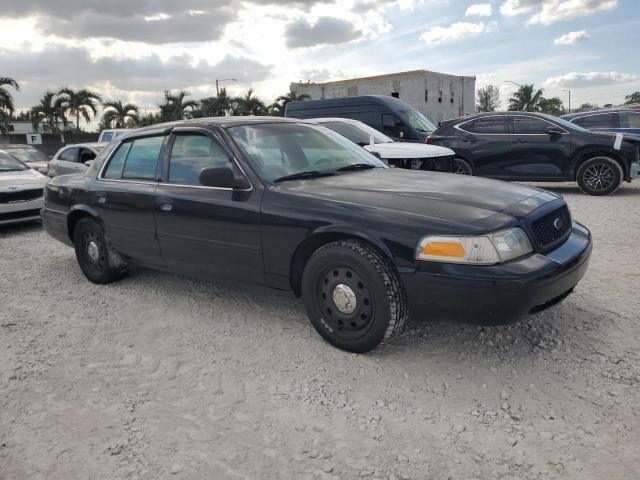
[0,144,41,149]
[131,116,309,134]
[285,95,415,112]
[561,107,640,120]
[292,69,476,87]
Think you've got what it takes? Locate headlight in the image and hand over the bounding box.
[416,227,532,264]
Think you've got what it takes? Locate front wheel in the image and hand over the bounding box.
[301,240,408,353]
[576,156,623,196]
[453,158,472,175]
[73,217,129,284]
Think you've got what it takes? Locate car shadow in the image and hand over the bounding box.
[0,221,43,237]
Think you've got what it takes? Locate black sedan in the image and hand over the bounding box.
[42,117,592,353]
[427,112,640,195]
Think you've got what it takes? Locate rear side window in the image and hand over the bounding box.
[122,136,165,180]
[103,142,132,179]
[101,132,114,142]
[59,147,78,162]
[573,113,616,129]
[620,112,640,128]
[168,134,231,185]
[512,116,550,134]
[466,117,508,134]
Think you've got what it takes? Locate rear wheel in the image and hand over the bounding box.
[453,158,472,175]
[301,240,408,353]
[73,217,128,284]
[576,156,623,196]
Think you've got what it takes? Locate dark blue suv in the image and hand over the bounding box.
[561,108,640,135]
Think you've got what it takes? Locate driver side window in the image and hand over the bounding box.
[382,114,402,137]
[168,133,231,186]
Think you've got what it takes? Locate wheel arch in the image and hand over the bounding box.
[571,148,629,181]
[289,228,395,297]
[67,205,102,241]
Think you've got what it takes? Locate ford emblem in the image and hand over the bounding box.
[553,217,563,230]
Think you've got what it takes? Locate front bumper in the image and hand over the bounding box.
[0,197,43,226]
[401,222,592,324]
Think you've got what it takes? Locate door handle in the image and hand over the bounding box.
[156,196,173,212]
[462,136,476,143]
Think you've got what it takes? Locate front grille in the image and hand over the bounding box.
[531,205,571,251]
[0,188,43,204]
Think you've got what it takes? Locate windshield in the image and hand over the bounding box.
[0,151,29,172]
[4,146,48,163]
[399,110,437,133]
[319,120,393,145]
[228,123,387,182]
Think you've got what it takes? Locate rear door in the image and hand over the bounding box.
[154,128,264,283]
[508,115,571,180]
[93,133,167,266]
[618,111,640,135]
[456,116,511,176]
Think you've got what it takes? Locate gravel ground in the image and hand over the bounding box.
[1,182,639,480]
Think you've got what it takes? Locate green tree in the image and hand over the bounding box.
[136,111,162,127]
[198,88,232,117]
[625,91,640,104]
[102,100,140,128]
[574,102,600,113]
[508,84,545,111]
[537,97,565,116]
[231,88,267,116]
[159,90,199,121]
[31,91,67,132]
[57,87,102,131]
[269,88,311,116]
[476,85,501,112]
[0,77,20,132]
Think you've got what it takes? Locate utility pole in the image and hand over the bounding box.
[504,80,525,110]
[562,89,571,113]
[216,78,237,96]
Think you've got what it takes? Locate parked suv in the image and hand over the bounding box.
[42,117,592,353]
[561,108,640,135]
[427,112,640,195]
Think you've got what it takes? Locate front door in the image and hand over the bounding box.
[52,146,81,176]
[508,115,572,180]
[154,129,264,284]
[92,134,167,266]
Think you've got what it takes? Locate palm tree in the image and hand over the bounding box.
[199,88,232,117]
[270,88,311,116]
[508,84,545,112]
[0,77,20,116]
[57,87,101,131]
[232,88,267,116]
[102,100,140,128]
[31,91,66,132]
[159,90,199,121]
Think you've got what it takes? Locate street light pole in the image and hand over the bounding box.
[504,80,524,110]
[216,78,237,96]
[562,89,571,113]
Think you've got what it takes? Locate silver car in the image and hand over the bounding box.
[48,143,105,177]
[0,150,48,226]
[0,144,50,174]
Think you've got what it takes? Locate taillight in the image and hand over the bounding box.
[425,136,435,144]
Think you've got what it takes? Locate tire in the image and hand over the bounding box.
[453,158,472,175]
[73,217,128,284]
[576,156,623,196]
[301,240,408,353]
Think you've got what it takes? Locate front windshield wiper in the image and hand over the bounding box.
[273,171,337,183]
[336,163,378,172]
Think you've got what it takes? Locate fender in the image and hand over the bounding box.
[569,146,630,179]
[67,204,103,240]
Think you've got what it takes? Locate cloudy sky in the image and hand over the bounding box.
[1,0,638,118]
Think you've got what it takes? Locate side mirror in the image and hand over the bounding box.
[84,160,94,167]
[199,166,250,189]
[545,126,564,136]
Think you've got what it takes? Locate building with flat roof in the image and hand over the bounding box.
[291,69,476,124]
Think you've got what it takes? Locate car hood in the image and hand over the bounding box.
[364,142,454,159]
[0,169,48,190]
[276,169,560,231]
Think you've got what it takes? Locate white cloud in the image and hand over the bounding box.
[465,3,492,16]
[529,0,618,25]
[553,30,589,44]
[419,21,497,44]
[544,71,639,88]
[500,0,618,24]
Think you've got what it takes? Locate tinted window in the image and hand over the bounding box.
[512,116,550,134]
[381,114,408,137]
[467,117,508,134]
[620,112,640,128]
[122,136,165,180]
[169,134,231,185]
[79,148,96,163]
[59,147,78,162]
[103,142,132,179]
[5,147,48,163]
[101,132,114,142]
[574,113,616,129]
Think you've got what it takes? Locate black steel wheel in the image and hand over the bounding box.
[301,240,408,353]
[453,158,472,175]
[73,217,128,284]
[576,156,623,196]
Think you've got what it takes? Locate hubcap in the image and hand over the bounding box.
[332,284,357,314]
[584,162,615,191]
[87,241,99,261]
